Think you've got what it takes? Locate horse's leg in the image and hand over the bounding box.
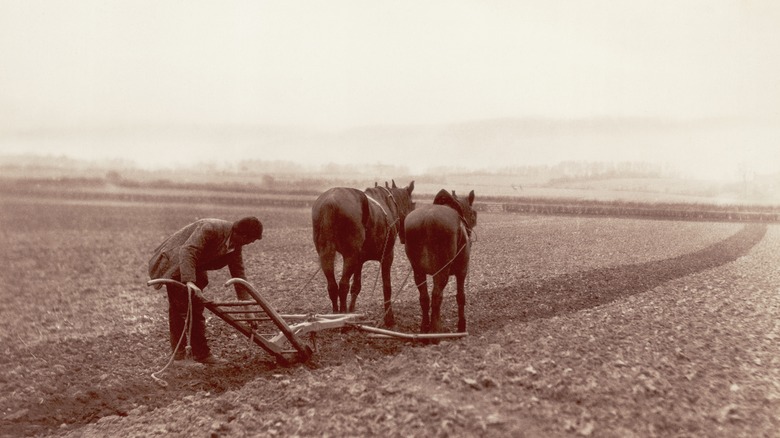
[430,270,449,335]
[319,251,339,313]
[339,255,360,313]
[348,261,364,313]
[414,270,430,333]
[380,252,396,328]
[455,273,467,333]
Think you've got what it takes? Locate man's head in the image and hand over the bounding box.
[231,216,263,247]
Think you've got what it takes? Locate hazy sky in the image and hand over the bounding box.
[1,1,779,177]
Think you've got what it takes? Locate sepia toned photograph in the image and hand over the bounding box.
[1,1,779,436]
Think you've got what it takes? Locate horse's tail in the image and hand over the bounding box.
[312,198,336,256]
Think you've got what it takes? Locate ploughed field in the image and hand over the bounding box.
[1,197,778,437]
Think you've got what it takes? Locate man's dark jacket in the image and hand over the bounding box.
[148,218,247,288]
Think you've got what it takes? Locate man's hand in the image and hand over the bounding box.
[186,282,209,303]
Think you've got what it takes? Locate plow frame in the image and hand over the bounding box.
[146,277,467,365]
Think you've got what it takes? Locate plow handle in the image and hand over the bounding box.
[147,278,187,288]
[147,279,209,302]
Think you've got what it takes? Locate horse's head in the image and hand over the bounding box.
[433,189,477,237]
[389,179,415,244]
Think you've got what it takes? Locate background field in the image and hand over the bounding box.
[1,193,778,437]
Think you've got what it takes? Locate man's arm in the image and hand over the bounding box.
[227,247,252,300]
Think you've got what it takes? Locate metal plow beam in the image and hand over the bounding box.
[354,325,469,340]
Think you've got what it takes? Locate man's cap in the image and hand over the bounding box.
[234,216,263,240]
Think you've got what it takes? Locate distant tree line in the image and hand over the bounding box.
[541,161,677,184]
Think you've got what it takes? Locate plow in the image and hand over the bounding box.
[146,278,467,367]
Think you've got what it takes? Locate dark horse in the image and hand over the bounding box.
[311,180,415,327]
[404,189,477,334]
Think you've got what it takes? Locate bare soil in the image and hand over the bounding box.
[1,197,778,437]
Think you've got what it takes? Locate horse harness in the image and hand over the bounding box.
[365,187,401,234]
[365,189,401,264]
[459,214,474,239]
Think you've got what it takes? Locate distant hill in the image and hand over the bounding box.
[2,117,776,179]
[2,151,779,206]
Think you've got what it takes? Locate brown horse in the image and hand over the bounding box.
[404,189,477,334]
[311,180,415,327]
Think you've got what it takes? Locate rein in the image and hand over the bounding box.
[150,283,195,387]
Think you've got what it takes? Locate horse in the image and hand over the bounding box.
[311,180,415,327]
[404,189,477,334]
